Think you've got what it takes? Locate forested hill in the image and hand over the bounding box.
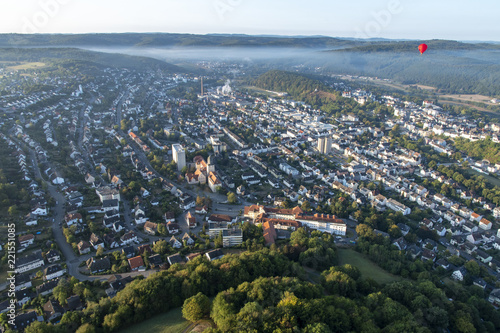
[331,39,500,53]
[0,33,357,48]
[0,47,182,72]
[253,70,332,97]
[1,33,498,51]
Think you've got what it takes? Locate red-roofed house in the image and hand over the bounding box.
[479,218,492,230]
[18,234,35,248]
[128,256,145,271]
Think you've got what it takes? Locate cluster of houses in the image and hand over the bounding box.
[244,205,346,243]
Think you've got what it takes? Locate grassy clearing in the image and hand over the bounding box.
[337,249,400,285]
[2,62,46,71]
[119,307,190,333]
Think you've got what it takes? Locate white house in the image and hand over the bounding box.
[169,236,182,249]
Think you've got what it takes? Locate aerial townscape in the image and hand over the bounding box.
[1,6,500,333]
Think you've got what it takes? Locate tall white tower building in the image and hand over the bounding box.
[172,144,186,171]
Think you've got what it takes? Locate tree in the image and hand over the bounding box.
[182,292,211,322]
[301,200,311,212]
[76,323,96,333]
[465,260,480,277]
[96,246,104,257]
[8,205,18,217]
[153,239,168,255]
[196,196,205,207]
[227,192,237,204]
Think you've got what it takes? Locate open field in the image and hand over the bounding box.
[337,249,400,285]
[119,307,189,333]
[0,61,47,71]
[242,85,283,96]
[441,93,497,105]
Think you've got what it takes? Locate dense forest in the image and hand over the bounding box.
[454,137,500,164]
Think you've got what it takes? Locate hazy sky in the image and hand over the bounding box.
[1,0,499,41]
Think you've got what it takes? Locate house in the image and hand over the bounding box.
[135,208,148,225]
[421,248,436,262]
[181,233,195,246]
[16,251,45,273]
[120,231,138,245]
[64,212,83,226]
[43,264,66,281]
[32,204,48,216]
[96,186,120,202]
[435,258,450,271]
[143,221,158,235]
[12,311,38,332]
[138,244,152,256]
[24,213,38,226]
[85,173,95,185]
[90,233,105,250]
[103,214,121,228]
[15,289,35,306]
[104,234,120,249]
[36,279,59,296]
[179,195,195,210]
[122,246,136,258]
[186,212,196,228]
[167,222,180,234]
[128,256,145,271]
[167,253,184,266]
[169,236,182,249]
[205,249,224,261]
[207,214,237,224]
[66,295,83,311]
[113,221,125,232]
[45,250,61,264]
[148,254,163,268]
[488,289,500,306]
[452,266,468,281]
[43,299,64,321]
[18,234,35,248]
[479,218,492,230]
[476,250,492,263]
[467,233,482,245]
[102,199,120,212]
[473,278,487,289]
[86,257,111,274]
[13,273,31,292]
[195,206,208,215]
[397,223,411,236]
[392,237,408,251]
[78,240,92,255]
[164,212,176,223]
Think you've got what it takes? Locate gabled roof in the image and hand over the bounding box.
[128,256,145,270]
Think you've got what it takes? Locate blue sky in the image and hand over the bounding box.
[1,0,499,41]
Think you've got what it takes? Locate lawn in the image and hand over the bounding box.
[119,307,190,333]
[337,249,400,285]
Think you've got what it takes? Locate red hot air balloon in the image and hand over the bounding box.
[418,43,428,55]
